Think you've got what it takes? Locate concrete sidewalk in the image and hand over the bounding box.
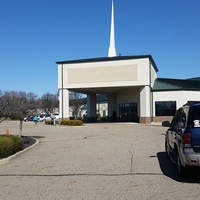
[0,121,199,200]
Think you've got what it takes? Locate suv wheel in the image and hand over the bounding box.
[165,139,170,159]
[177,153,186,178]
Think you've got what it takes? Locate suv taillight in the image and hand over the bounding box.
[183,132,191,148]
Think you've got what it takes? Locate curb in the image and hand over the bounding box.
[0,138,39,166]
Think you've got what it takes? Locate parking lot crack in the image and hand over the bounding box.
[128,143,134,173]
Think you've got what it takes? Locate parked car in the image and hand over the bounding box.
[165,103,200,178]
[38,115,45,122]
[50,113,59,120]
[38,114,52,122]
[24,116,33,121]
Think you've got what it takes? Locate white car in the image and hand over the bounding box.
[50,113,59,120]
[38,114,52,122]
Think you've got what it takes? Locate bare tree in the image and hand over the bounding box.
[10,91,38,137]
[0,91,59,136]
[39,92,59,114]
[69,91,84,119]
[0,91,15,123]
[0,91,38,136]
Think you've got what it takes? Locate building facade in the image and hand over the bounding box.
[57,55,155,123]
[56,56,200,123]
[56,0,200,123]
[152,77,200,123]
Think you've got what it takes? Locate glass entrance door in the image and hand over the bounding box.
[119,102,138,122]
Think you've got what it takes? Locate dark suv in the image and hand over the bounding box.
[165,103,200,178]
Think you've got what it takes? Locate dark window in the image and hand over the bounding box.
[188,101,200,104]
[119,102,138,122]
[189,106,200,128]
[171,108,187,129]
[155,101,176,116]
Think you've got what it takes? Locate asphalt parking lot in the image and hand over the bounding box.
[0,121,200,200]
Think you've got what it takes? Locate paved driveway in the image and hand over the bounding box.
[0,121,200,200]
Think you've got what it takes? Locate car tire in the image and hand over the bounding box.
[165,139,170,159]
[177,153,186,178]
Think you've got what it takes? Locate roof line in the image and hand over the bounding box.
[56,55,158,72]
[153,77,200,91]
[152,88,200,92]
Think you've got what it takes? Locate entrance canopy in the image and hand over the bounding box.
[56,55,158,94]
[56,55,158,123]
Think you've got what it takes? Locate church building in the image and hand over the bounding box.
[56,0,200,124]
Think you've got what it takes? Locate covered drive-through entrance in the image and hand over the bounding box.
[56,55,158,123]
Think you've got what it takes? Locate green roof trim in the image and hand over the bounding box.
[82,94,108,104]
[96,94,108,102]
[187,77,200,81]
[153,77,200,91]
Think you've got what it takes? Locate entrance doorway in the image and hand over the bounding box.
[119,102,138,122]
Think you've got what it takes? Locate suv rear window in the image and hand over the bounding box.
[189,106,200,128]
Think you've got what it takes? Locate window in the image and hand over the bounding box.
[155,101,176,116]
[171,108,187,129]
[189,106,200,128]
[103,110,106,117]
[119,102,138,122]
[188,101,200,104]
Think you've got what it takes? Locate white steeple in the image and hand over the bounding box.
[108,0,117,57]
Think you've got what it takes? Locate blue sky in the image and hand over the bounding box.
[0,0,200,97]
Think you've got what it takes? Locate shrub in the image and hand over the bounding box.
[10,117,20,120]
[60,120,83,126]
[0,136,14,158]
[45,120,54,125]
[100,116,107,121]
[0,135,23,159]
[9,135,23,153]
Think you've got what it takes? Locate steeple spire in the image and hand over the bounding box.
[108,0,117,57]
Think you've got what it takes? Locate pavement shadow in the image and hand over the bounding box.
[31,136,45,139]
[21,135,44,149]
[157,152,200,183]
